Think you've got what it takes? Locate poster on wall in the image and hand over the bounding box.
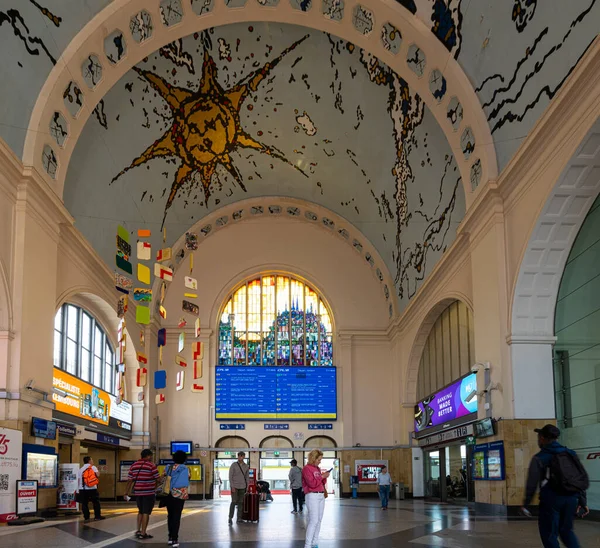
[0,427,23,522]
[26,453,58,488]
[57,464,79,510]
[354,460,388,484]
[414,373,478,434]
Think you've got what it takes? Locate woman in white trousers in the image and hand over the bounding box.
[302,449,330,548]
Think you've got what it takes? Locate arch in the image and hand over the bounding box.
[403,293,473,404]
[24,0,495,203]
[259,436,294,449]
[511,118,600,340]
[215,435,250,449]
[158,196,396,321]
[303,435,337,448]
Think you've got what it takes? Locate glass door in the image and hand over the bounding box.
[424,449,441,499]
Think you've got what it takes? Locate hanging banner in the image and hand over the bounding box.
[57,464,79,510]
[0,427,23,522]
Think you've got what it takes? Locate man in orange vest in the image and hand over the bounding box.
[77,456,105,522]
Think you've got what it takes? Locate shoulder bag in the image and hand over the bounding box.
[127,461,147,497]
[156,464,172,497]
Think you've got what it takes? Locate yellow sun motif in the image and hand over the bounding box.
[111,35,310,227]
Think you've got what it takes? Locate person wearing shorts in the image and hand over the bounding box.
[125,449,159,539]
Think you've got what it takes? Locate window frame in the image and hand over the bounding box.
[53,303,117,395]
[218,275,333,367]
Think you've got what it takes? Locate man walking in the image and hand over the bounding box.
[228,451,249,524]
[125,449,160,540]
[289,459,303,514]
[521,424,589,548]
[77,456,105,522]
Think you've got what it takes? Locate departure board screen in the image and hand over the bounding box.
[215,367,337,420]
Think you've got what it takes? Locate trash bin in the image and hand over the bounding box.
[394,483,405,500]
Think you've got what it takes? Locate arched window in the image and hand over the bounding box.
[53,303,116,394]
[218,275,333,366]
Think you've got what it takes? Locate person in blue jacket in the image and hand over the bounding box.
[166,450,190,548]
[521,424,589,548]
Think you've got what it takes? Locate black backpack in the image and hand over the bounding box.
[548,451,590,495]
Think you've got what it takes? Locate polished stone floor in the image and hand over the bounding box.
[1,497,599,547]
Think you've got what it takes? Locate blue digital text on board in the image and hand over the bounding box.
[215,366,337,420]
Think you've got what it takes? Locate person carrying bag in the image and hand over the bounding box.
[164,450,190,548]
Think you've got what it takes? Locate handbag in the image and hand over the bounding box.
[156,465,172,498]
[171,465,189,500]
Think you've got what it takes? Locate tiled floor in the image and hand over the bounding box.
[1,497,598,547]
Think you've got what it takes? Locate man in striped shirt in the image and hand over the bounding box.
[125,449,159,539]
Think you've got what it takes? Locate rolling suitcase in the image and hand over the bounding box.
[241,492,260,522]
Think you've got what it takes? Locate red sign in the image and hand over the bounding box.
[587,452,600,460]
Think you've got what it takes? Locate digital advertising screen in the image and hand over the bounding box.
[215,367,337,420]
[414,373,477,434]
[52,368,133,439]
[31,418,57,440]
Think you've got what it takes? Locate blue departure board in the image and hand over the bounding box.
[215,367,337,420]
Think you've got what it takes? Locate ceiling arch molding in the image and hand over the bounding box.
[402,291,473,404]
[24,0,496,204]
[155,196,398,319]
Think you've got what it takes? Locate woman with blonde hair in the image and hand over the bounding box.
[302,449,330,548]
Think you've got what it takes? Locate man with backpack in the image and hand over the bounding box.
[77,456,105,522]
[521,424,589,548]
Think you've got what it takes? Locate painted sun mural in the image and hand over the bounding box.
[66,23,464,312]
[111,36,309,227]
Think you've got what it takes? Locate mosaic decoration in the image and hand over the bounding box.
[82,54,102,89]
[428,69,446,102]
[322,0,344,21]
[111,34,310,228]
[290,0,312,11]
[130,10,153,43]
[160,0,184,26]
[42,144,57,178]
[446,96,463,131]
[406,44,426,77]
[191,0,215,16]
[257,0,280,6]
[352,5,374,36]
[381,23,402,54]
[470,158,482,191]
[50,112,68,147]
[225,0,248,7]
[63,82,83,118]
[460,126,475,160]
[66,24,467,311]
[104,30,126,64]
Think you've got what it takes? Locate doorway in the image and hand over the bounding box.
[213,455,250,497]
[424,442,472,503]
[259,458,292,494]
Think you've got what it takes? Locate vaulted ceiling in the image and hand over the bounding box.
[1,0,598,315]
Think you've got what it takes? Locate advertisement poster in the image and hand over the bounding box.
[16,480,38,515]
[473,451,486,479]
[26,453,58,487]
[57,464,79,510]
[414,373,477,433]
[0,427,22,522]
[53,368,110,426]
[355,460,388,484]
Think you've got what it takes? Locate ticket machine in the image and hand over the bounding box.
[247,468,257,494]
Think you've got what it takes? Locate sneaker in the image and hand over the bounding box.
[291,510,298,514]
[83,518,92,523]
[168,540,173,546]
[299,510,303,514]
[94,516,106,521]
[172,544,179,548]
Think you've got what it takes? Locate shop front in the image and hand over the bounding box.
[414,373,479,503]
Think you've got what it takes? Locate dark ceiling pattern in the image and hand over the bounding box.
[64,23,464,312]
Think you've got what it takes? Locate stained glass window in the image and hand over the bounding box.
[218,275,334,366]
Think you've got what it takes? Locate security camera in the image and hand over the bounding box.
[26,379,35,390]
[471,362,491,373]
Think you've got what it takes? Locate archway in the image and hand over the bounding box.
[510,118,600,419]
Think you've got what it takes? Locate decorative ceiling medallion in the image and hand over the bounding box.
[105,30,126,64]
[381,23,402,55]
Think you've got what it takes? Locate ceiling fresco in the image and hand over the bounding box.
[64,23,464,312]
[0,0,112,157]
[1,1,597,172]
